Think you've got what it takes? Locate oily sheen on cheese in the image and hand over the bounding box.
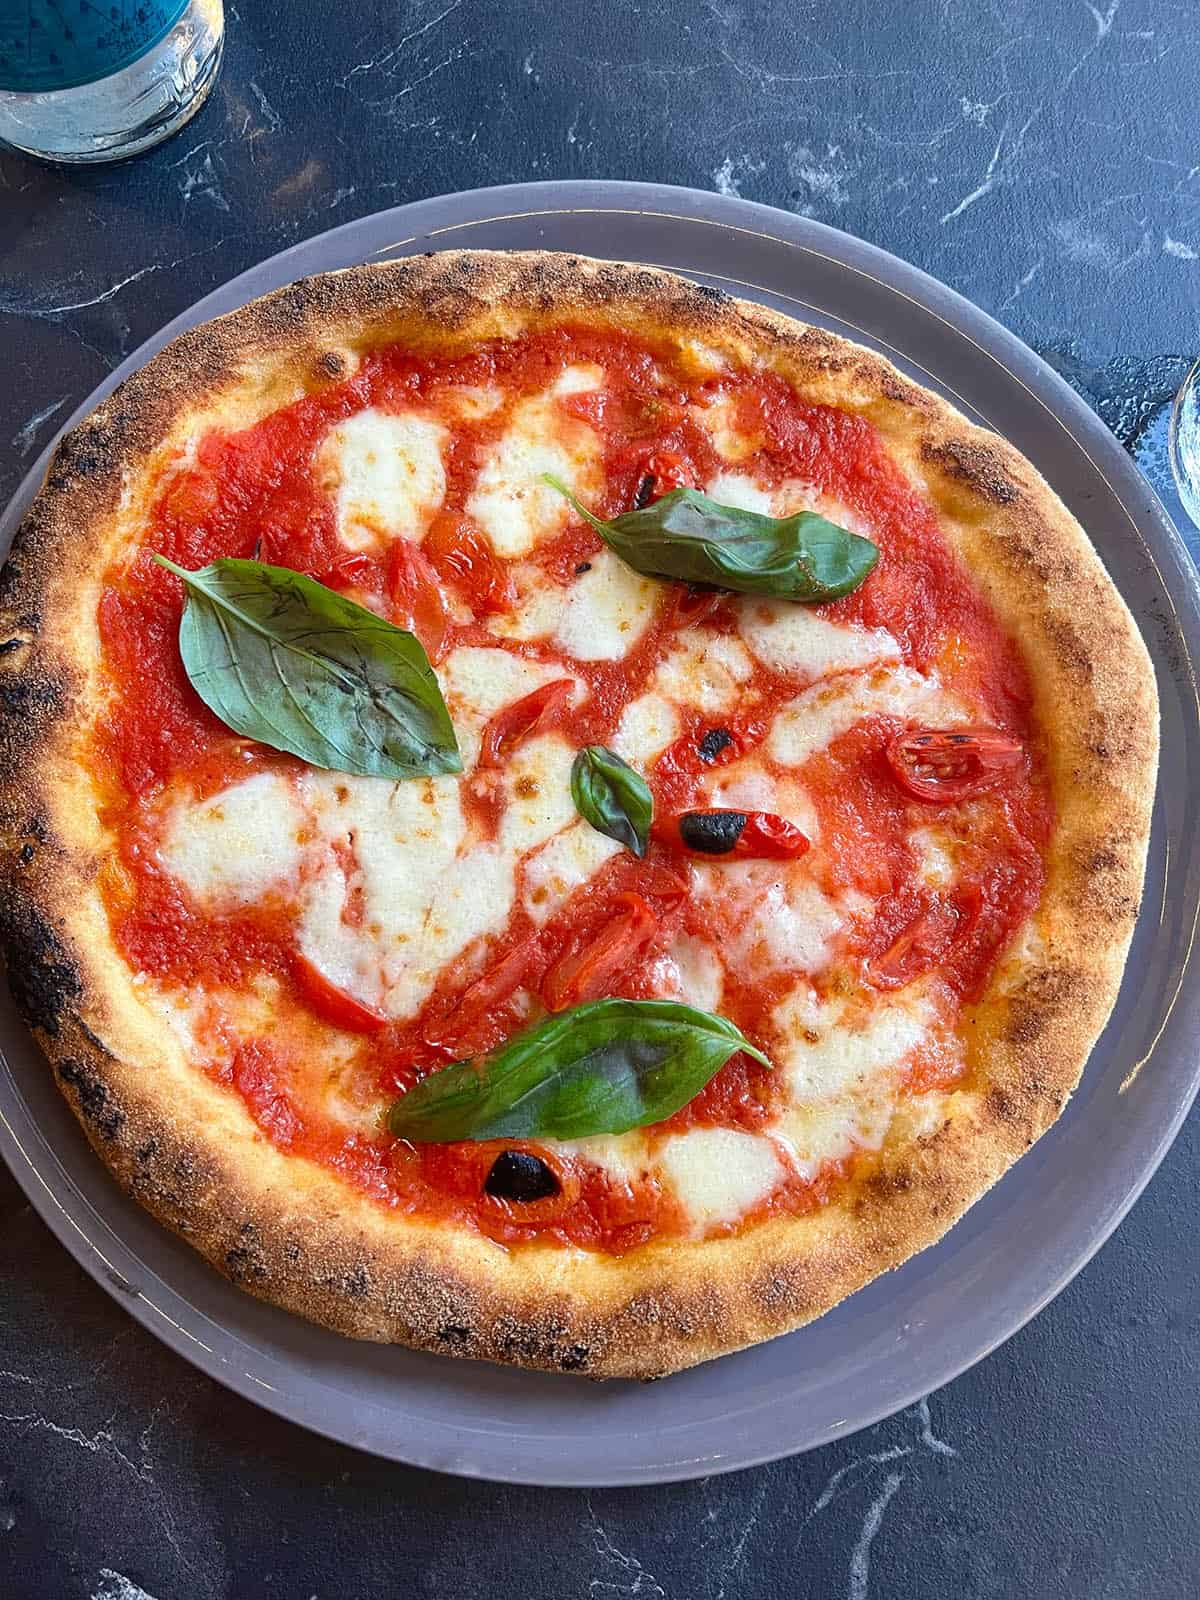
[91,314,1053,1264]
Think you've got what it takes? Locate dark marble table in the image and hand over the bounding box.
[2,3,1199,1595]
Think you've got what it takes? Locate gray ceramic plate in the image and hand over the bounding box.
[2,181,1197,1487]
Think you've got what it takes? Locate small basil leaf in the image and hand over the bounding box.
[544,475,878,603]
[571,744,652,857]
[154,555,461,779]
[386,998,772,1142]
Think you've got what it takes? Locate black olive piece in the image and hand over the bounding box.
[678,810,748,854]
[574,561,593,575]
[697,727,734,763]
[633,474,656,510]
[484,1150,560,1202]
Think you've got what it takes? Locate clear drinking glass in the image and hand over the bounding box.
[0,0,224,164]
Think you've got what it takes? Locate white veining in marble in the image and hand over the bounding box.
[585,1495,667,1598]
[91,1572,161,1600]
[847,1472,904,1600]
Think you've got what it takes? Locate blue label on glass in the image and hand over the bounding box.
[0,1,189,93]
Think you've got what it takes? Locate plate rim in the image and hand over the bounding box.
[2,177,1197,1486]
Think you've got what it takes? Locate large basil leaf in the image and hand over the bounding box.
[544,475,878,602]
[386,998,771,1142]
[571,744,652,857]
[154,556,461,779]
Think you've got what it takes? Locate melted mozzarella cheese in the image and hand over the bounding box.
[703,759,820,842]
[157,773,306,907]
[498,734,578,854]
[552,363,605,395]
[486,565,567,642]
[692,392,761,463]
[769,667,965,768]
[466,385,601,557]
[695,858,853,979]
[738,597,900,680]
[438,647,578,769]
[612,692,680,766]
[522,822,623,924]
[652,629,755,713]
[768,987,946,1180]
[705,470,773,514]
[554,549,661,661]
[656,1127,784,1231]
[298,773,514,1020]
[910,826,957,889]
[321,408,446,550]
[645,934,725,1011]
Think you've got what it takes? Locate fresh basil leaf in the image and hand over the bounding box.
[386,998,772,1142]
[544,475,878,603]
[571,744,652,857]
[154,555,461,779]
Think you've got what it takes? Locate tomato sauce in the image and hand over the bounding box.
[94,326,1051,1252]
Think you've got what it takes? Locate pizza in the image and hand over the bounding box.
[0,251,1157,1378]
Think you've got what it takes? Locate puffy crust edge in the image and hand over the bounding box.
[0,249,1158,1378]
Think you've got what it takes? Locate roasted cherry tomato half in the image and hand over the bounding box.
[541,892,659,1012]
[886,726,1024,803]
[865,900,963,990]
[293,953,389,1034]
[478,678,574,770]
[658,808,811,861]
[389,539,451,662]
[425,513,516,615]
[633,449,698,508]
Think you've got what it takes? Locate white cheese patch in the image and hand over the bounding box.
[522,822,623,924]
[612,692,681,766]
[767,987,947,1180]
[706,470,774,515]
[652,629,755,714]
[910,826,957,890]
[157,773,306,908]
[438,647,578,769]
[768,666,966,768]
[297,772,515,1021]
[466,387,601,557]
[693,858,852,979]
[656,1127,784,1231]
[677,339,727,376]
[555,1132,650,1187]
[692,392,760,463]
[773,987,936,1102]
[738,597,900,680]
[773,477,873,539]
[486,565,568,642]
[498,733,578,854]
[645,934,725,1012]
[321,408,447,550]
[442,386,503,420]
[553,548,661,661]
[551,363,605,396]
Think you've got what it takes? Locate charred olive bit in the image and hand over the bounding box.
[697,727,734,763]
[484,1150,560,1202]
[633,474,656,511]
[678,810,748,854]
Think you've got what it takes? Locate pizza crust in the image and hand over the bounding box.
[0,250,1157,1377]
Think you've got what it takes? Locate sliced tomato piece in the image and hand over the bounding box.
[389,539,451,661]
[478,678,574,769]
[541,892,659,1012]
[425,936,543,1056]
[667,584,725,629]
[294,953,389,1033]
[425,513,516,616]
[657,808,811,861]
[865,896,972,990]
[322,551,378,590]
[887,726,1024,803]
[634,449,698,506]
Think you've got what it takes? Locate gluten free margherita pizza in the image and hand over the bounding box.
[0,252,1157,1377]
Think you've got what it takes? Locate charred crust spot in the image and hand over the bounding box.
[0,905,81,1035]
[559,1344,590,1372]
[56,1056,122,1139]
[224,1245,268,1283]
[314,350,348,382]
[920,438,1018,505]
[986,1086,1017,1122]
[437,1322,472,1346]
[693,283,729,306]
